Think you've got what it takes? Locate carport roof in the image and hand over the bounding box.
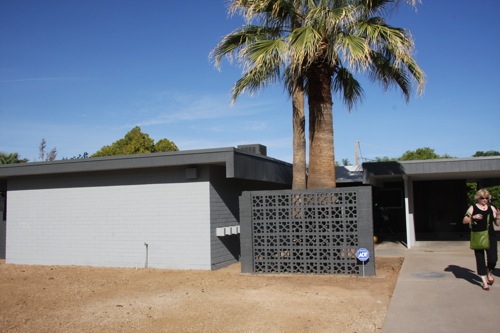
[0,146,293,191]
[362,156,500,185]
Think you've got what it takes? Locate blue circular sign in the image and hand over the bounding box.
[356,248,370,262]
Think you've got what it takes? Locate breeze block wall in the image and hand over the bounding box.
[240,186,375,275]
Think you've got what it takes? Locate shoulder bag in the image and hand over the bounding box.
[470,213,490,250]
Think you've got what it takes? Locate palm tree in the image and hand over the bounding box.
[299,0,425,188]
[212,0,307,189]
[213,0,425,189]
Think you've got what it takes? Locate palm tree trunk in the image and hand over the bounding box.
[292,78,307,189]
[307,63,336,189]
[290,2,306,190]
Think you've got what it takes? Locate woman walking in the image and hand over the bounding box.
[463,189,499,290]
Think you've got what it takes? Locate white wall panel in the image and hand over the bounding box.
[7,182,211,269]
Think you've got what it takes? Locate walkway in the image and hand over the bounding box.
[376,241,500,333]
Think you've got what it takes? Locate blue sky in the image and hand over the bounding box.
[1,0,499,164]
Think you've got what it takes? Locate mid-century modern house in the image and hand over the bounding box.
[1,144,499,270]
[0,144,292,270]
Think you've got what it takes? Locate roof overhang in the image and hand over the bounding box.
[362,157,500,186]
[0,146,293,191]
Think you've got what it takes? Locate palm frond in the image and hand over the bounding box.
[359,0,420,17]
[357,18,413,56]
[230,0,304,29]
[289,25,322,70]
[210,25,281,68]
[368,50,411,101]
[332,66,364,111]
[231,60,282,102]
[216,0,424,105]
[401,56,425,95]
[338,32,370,69]
[244,38,288,66]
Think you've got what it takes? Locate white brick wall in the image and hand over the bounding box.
[6,182,211,269]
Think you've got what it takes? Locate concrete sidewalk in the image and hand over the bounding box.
[376,241,500,333]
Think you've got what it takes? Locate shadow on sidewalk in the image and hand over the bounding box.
[444,265,481,287]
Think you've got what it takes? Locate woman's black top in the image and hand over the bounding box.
[471,204,495,232]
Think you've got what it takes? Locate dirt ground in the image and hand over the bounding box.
[0,257,402,333]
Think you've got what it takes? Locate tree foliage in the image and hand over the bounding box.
[488,186,500,209]
[373,147,500,162]
[473,150,500,157]
[0,152,28,164]
[374,156,395,162]
[154,138,179,153]
[398,147,453,161]
[91,127,178,157]
[466,182,500,211]
[63,152,89,160]
[371,147,451,162]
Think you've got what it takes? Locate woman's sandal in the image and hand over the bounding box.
[482,283,490,291]
[488,270,495,285]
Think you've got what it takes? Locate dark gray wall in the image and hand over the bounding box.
[209,165,291,270]
[0,193,5,259]
[210,166,242,270]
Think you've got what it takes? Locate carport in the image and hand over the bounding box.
[363,156,500,248]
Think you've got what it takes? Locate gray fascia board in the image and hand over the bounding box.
[0,147,293,185]
[363,156,500,183]
[233,151,292,184]
[400,157,500,174]
[0,148,236,178]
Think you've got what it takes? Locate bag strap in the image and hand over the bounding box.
[468,207,491,230]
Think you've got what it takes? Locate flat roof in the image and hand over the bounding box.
[0,146,293,190]
[363,156,500,184]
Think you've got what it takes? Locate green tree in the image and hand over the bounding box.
[213,0,424,189]
[0,152,28,164]
[473,151,500,157]
[399,147,440,160]
[63,152,89,160]
[465,183,500,210]
[92,126,179,157]
[488,186,500,209]
[398,147,454,160]
[154,138,179,152]
[466,182,477,206]
[341,158,351,166]
[374,156,395,162]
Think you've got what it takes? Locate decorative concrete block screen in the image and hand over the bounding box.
[240,186,375,275]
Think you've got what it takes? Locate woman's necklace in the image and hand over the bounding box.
[477,203,488,210]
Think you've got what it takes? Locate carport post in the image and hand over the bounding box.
[403,175,416,248]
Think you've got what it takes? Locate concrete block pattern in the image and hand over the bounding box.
[240,187,375,275]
